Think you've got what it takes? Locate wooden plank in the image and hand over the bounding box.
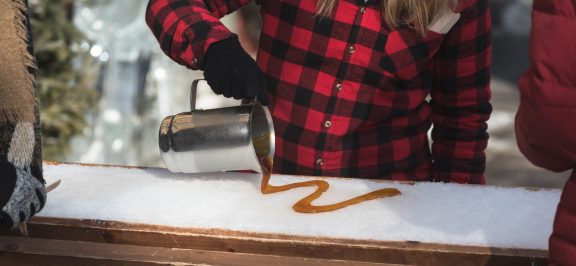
[0,236,397,266]
[0,217,547,266]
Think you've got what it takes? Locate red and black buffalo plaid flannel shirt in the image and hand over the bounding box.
[146,0,492,184]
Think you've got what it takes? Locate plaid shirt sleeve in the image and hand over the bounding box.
[430,0,492,184]
[145,0,254,70]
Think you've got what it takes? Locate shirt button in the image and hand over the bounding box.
[348,46,355,54]
[323,120,332,128]
[335,83,342,91]
[192,58,198,66]
[316,158,324,166]
[360,7,366,13]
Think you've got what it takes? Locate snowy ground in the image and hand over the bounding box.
[41,164,559,251]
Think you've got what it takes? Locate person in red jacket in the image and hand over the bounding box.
[146,0,492,183]
[515,0,576,264]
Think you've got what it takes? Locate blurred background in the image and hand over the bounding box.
[30,0,570,188]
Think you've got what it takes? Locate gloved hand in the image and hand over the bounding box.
[203,36,269,106]
[0,160,46,229]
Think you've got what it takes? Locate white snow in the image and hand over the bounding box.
[40,164,560,250]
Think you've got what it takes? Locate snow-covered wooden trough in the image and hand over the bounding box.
[0,162,557,265]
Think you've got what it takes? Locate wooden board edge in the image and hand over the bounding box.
[0,236,398,266]
[1,217,548,265]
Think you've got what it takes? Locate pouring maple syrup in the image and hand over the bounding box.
[254,135,401,213]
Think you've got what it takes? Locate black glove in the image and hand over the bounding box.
[0,160,46,229]
[203,36,269,106]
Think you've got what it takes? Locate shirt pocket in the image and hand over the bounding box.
[379,28,446,82]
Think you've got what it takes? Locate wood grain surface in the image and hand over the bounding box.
[0,217,548,265]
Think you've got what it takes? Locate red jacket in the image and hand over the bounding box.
[515,0,576,264]
[146,0,492,183]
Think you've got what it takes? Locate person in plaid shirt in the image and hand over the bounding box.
[146,0,492,184]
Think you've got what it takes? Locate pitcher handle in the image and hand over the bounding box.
[190,79,260,111]
[190,79,204,111]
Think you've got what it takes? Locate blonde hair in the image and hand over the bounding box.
[317,0,458,36]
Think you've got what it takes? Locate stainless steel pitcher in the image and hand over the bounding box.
[159,80,275,173]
